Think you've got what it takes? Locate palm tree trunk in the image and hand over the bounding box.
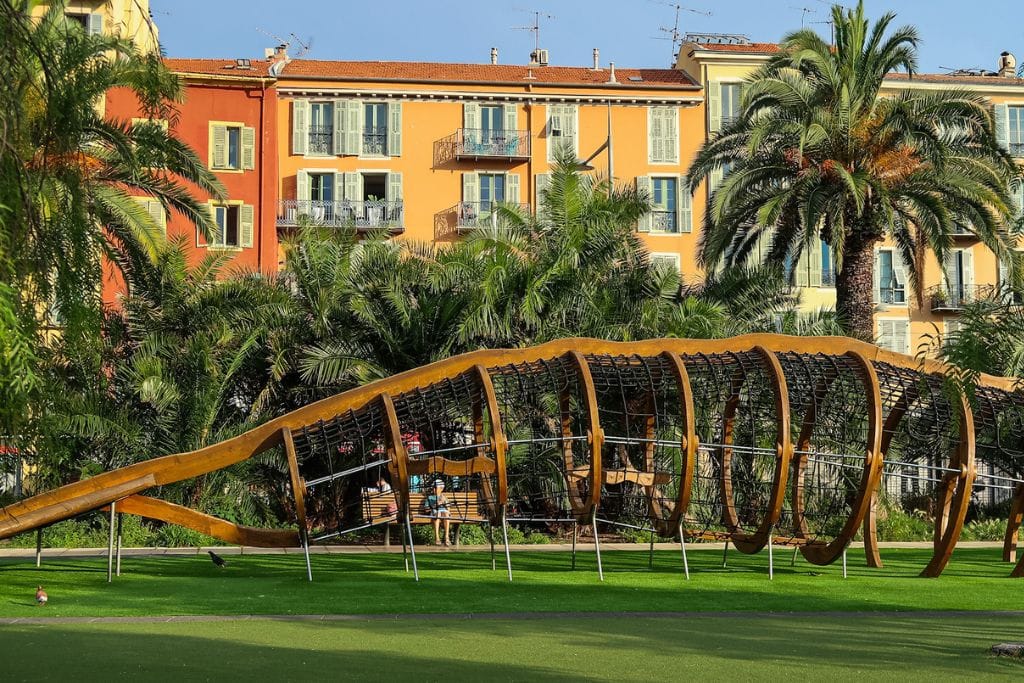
[836,234,878,340]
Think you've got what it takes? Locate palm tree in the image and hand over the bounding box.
[687,1,1020,338]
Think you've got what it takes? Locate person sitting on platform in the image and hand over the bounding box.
[424,479,451,545]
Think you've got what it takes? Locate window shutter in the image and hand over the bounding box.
[873,248,881,303]
[665,107,679,163]
[677,177,692,233]
[345,172,361,203]
[211,125,228,169]
[808,236,823,287]
[147,199,166,233]
[464,103,480,149]
[565,104,578,157]
[709,166,724,196]
[503,104,518,132]
[709,81,723,134]
[795,248,810,287]
[999,257,1012,302]
[506,173,521,204]
[296,170,310,202]
[463,172,479,204]
[963,249,974,288]
[648,107,663,163]
[547,105,562,161]
[386,172,403,205]
[894,250,909,297]
[241,126,256,170]
[388,102,402,156]
[292,100,309,156]
[239,204,255,248]
[87,13,103,35]
[334,173,344,205]
[333,102,347,155]
[995,103,1009,148]
[637,176,653,232]
[895,320,909,354]
[536,173,551,220]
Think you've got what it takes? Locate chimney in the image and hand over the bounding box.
[608,61,617,83]
[592,48,601,70]
[999,51,1017,78]
[264,47,274,60]
[274,44,288,59]
[490,47,498,65]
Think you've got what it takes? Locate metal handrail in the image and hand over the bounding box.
[277,199,404,231]
[927,283,995,311]
[455,128,531,158]
[456,201,530,228]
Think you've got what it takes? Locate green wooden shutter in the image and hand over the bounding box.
[464,103,480,149]
[637,176,652,232]
[240,204,255,248]
[333,102,346,155]
[211,125,228,169]
[565,104,578,157]
[387,172,403,204]
[344,172,361,203]
[388,102,402,156]
[795,248,810,287]
[292,100,309,156]
[547,105,562,161]
[463,172,479,204]
[506,173,521,204]
[241,126,256,170]
[808,236,823,287]
[147,199,166,233]
[503,104,518,132]
[333,173,344,205]
[648,108,663,163]
[895,320,909,354]
[677,177,692,233]
[995,104,1009,149]
[665,108,679,163]
[963,248,974,288]
[872,248,881,303]
[535,173,551,220]
[87,13,103,35]
[348,100,362,155]
[709,166,724,196]
[709,81,723,134]
[296,170,310,202]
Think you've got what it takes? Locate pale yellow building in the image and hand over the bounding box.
[31,0,160,53]
[676,35,1024,355]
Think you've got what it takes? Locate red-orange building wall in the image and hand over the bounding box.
[103,73,279,303]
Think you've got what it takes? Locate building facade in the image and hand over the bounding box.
[33,0,160,53]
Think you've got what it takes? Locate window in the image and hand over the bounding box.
[210,123,255,171]
[547,104,578,161]
[480,106,503,139]
[942,249,974,306]
[1000,250,1024,305]
[878,249,906,304]
[1009,106,1024,157]
[364,103,388,155]
[308,102,334,155]
[821,241,835,286]
[648,107,679,164]
[134,198,166,234]
[650,252,681,272]
[877,319,909,354]
[66,12,102,35]
[479,173,506,209]
[204,203,254,249]
[651,177,678,233]
[720,83,742,127]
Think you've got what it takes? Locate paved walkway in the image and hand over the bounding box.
[2,608,1023,626]
[0,540,1004,560]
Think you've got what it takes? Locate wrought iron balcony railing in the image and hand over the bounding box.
[363,126,388,156]
[1009,142,1024,158]
[928,284,994,311]
[455,201,530,230]
[277,199,404,232]
[454,129,531,160]
[651,210,678,233]
[308,126,334,155]
[820,268,837,287]
[879,285,907,305]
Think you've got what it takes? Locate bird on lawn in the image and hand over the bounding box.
[35,586,48,606]
[207,550,227,568]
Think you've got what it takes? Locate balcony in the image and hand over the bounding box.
[1010,142,1024,158]
[276,200,403,233]
[308,126,334,156]
[454,129,531,161]
[928,284,994,311]
[363,126,388,156]
[454,201,530,231]
[951,224,978,240]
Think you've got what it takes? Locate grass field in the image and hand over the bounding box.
[3,547,1022,680]
[0,546,1020,618]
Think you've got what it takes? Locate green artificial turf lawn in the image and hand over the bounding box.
[1,615,1022,681]
[0,546,1020,618]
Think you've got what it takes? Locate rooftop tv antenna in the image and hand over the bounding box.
[790,5,816,28]
[648,0,712,59]
[256,27,314,59]
[512,9,555,55]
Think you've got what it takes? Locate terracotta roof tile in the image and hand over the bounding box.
[279,59,700,88]
[163,58,274,77]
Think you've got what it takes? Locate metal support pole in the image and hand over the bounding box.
[722,538,729,568]
[500,507,513,582]
[571,521,578,570]
[648,527,655,569]
[401,515,409,572]
[35,528,42,568]
[791,545,799,567]
[768,540,774,581]
[107,501,116,583]
[678,520,690,580]
[842,548,848,579]
[115,513,123,577]
[592,509,604,582]
[488,523,496,570]
[302,533,313,582]
[404,510,419,581]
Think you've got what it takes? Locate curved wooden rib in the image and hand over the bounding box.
[791,370,841,541]
[380,393,411,517]
[282,427,309,547]
[662,351,697,535]
[476,364,508,521]
[1003,484,1024,563]
[116,495,300,547]
[2,334,1019,560]
[920,389,976,578]
[721,346,792,555]
[568,351,603,519]
[800,351,883,565]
